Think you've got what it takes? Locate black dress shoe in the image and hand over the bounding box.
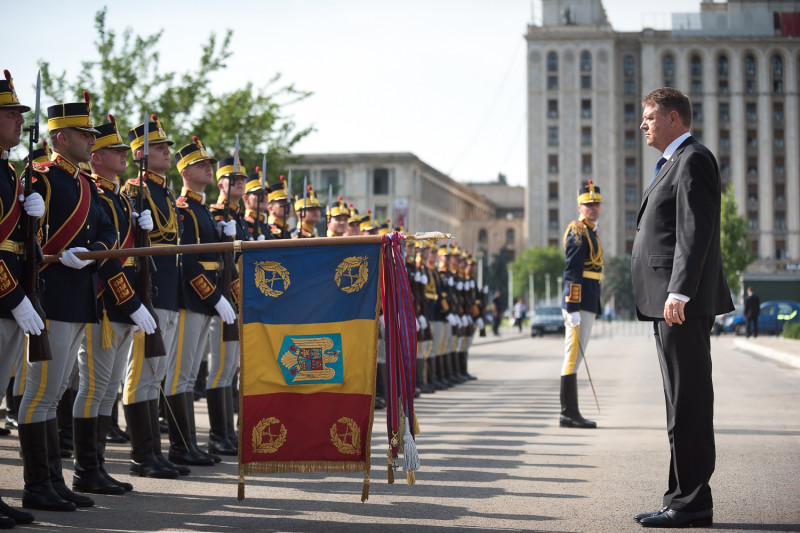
[0,499,34,525]
[634,507,667,522]
[639,508,712,528]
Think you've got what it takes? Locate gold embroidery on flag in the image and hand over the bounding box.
[252,417,287,454]
[330,417,361,455]
[254,261,290,297]
[334,256,368,293]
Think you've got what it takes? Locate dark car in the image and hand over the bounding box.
[723,300,800,335]
[714,307,741,335]
[530,306,566,337]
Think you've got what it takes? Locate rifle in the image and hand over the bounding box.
[21,70,51,361]
[220,135,240,342]
[252,153,267,240]
[134,113,166,358]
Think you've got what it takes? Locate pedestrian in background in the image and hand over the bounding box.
[491,290,503,336]
[744,286,760,338]
[512,298,527,332]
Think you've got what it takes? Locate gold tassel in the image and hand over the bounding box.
[101,309,115,349]
[406,471,415,486]
[237,473,245,501]
[387,448,394,484]
[361,471,370,502]
[413,411,421,435]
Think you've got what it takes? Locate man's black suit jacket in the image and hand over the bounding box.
[631,137,733,320]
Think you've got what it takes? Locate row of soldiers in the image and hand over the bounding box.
[0,70,485,525]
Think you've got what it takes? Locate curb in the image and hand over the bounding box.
[733,337,800,370]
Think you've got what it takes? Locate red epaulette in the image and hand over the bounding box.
[175,196,189,208]
[32,160,54,174]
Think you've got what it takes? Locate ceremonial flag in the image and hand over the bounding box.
[237,242,382,499]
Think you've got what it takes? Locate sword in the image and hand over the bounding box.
[574,325,600,413]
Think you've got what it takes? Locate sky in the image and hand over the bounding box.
[5,0,702,186]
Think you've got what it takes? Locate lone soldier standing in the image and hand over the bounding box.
[0,68,41,526]
[19,93,117,511]
[559,181,602,429]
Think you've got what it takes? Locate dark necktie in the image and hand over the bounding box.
[650,157,666,185]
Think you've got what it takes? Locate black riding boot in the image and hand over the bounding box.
[559,374,596,428]
[123,402,177,479]
[72,417,125,494]
[185,391,220,463]
[19,421,75,512]
[148,399,188,475]
[206,387,237,456]
[97,414,133,491]
[165,394,214,466]
[224,386,239,450]
[45,418,94,507]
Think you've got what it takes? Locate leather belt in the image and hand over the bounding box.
[200,261,221,271]
[123,257,136,267]
[583,270,603,281]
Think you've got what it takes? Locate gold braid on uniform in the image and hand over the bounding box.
[584,222,603,271]
[147,193,179,244]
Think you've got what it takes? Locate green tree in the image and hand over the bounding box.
[34,7,312,201]
[720,187,755,295]
[602,254,635,319]
[509,245,564,308]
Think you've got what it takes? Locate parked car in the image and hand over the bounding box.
[723,300,800,336]
[530,306,566,337]
[714,308,741,335]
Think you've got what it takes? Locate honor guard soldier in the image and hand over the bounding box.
[170,138,236,465]
[427,245,449,390]
[405,239,431,395]
[359,210,377,235]
[559,181,603,428]
[326,196,349,237]
[460,252,479,380]
[242,168,272,240]
[436,245,458,387]
[265,175,292,239]
[345,204,361,236]
[203,154,248,456]
[292,185,321,238]
[0,69,40,526]
[122,114,187,479]
[75,115,158,495]
[418,242,441,392]
[18,92,117,512]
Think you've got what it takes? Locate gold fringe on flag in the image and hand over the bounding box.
[237,473,245,501]
[361,470,370,502]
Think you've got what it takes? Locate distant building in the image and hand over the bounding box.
[463,175,526,262]
[526,0,800,277]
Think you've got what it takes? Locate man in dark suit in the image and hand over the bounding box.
[631,88,733,528]
[743,287,760,338]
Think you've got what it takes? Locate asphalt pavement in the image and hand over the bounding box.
[0,323,798,532]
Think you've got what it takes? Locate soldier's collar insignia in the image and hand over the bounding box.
[92,173,120,194]
[144,170,166,188]
[52,153,79,176]
[180,187,204,204]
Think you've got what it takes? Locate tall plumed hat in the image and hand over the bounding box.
[92,114,129,152]
[175,136,216,173]
[577,180,602,204]
[0,70,30,111]
[47,91,99,133]
[128,113,173,152]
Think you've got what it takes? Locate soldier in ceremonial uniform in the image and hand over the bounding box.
[265,176,292,239]
[18,93,117,512]
[242,169,271,240]
[427,245,450,390]
[75,115,157,495]
[326,196,349,237]
[291,185,321,238]
[559,181,603,429]
[122,114,187,478]
[169,138,236,465]
[359,210,377,235]
[436,246,460,387]
[345,204,361,236]
[203,155,249,456]
[406,240,432,394]
[0,69,40,526]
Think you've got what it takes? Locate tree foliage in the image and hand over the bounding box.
[602,254,635,319]
[508,245,564,308]
[34,7,312,200]
[720,186,756,295]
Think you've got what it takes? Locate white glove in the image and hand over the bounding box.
[216,220,237,238]
[457,281,464,291]
[564,311,582,328]
[418,315,428,331]
[214,297,236,324]
[460,315,469,327]
[447,277,454,287]
[415,317,421,332]
[256,234,266,241]
[11,296,44,335]
[129,304,157,335]
[60,247,94,269]
[446,313,457,327]
[420,273,428,285]
[133,209,154,232]
[476,317,485,330]
[22,192,45,218]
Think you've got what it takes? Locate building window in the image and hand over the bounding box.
[772,54,783,76]
[548,182,558,200]
[547,127,558,146]
[320,169,339,189]
[547,99,558,118]
[693,130,703,144]
[775,213,787,230]
[744,54,756,77]
[745,79,756,94]
[624,79,635,95]
[623,55,635,77]
[747,156,758,176]
[581,75,592,90]
[625,157,636,176]
[548,209,559,229]
[625,184,637,203]
[547,51,558,72]
[746,103,757,121]
[580,51,592,72]
[774,129,784,148]
[774,79,783,93]
[478,229,488,243]
[548,154,558,174]
[776,241,787,260]
[718,55,728,76]
[547,76,558,90]
[718,80,729,94]
[719,130,730,148]
[624,130,635,149]
[746,129,758,148]
[775,183,786,203]
[773,102,784,122]
[720,156,731,176]
[691,81,702,94]
[748,213,758,229]
[693,102,703,122]
[690,55,702,77]
[581,127,592,147]
[506,229,516,245]
[581,154,592,174]
[747,183,759,202]
[718,102,730,122]
[662,53,675,85]
[624,103,635,123]
[581,99,591,118]
[625,211,636,230]
[373,168,389,195]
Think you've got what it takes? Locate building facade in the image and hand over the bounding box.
[526,0,800,278]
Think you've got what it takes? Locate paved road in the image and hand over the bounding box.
[1,325,798,532]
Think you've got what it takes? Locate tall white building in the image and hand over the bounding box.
[526,0,800,277]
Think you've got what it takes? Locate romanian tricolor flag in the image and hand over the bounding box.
[237,242,381,500]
